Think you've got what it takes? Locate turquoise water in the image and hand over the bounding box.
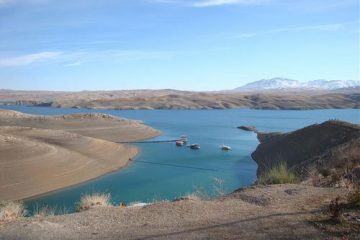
[1,106,359,213]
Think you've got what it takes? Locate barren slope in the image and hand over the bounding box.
[251,120,360,185]
[0,89,359,110]
[0,184,355,240]
[0,126,138,201]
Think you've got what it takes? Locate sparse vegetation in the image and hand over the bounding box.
[32,204,56,217]
[0,201,26,222]
[319,168,331,177]
[347,190,360,208]
[258,162,298,185]
[180,193,202,201]
[77,193,112,212]
[328,196,343,221]
[212,177,225,196]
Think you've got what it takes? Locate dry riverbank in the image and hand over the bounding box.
[0,110,160,201]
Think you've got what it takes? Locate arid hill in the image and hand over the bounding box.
[251,120,360,186]
[0,89,359,110]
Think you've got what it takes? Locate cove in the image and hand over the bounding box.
[2,106,359,213]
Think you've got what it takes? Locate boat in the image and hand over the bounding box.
[220,144,231,151]
[189,143,200,149]
[180,135,188,143]
[176,140,184,146]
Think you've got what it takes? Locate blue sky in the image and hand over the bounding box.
[0,0,358,91]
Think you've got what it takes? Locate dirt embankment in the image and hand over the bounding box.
[1,89,359,110]
[0,110,160,201]
[0,184,356,240]
[251,120,360,185]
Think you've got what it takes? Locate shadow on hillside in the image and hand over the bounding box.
[134,210,321,240]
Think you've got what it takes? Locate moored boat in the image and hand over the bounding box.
[176,140,184,146]
[220,144,231,151]
[180,135,188,143]
[189,143,200,149]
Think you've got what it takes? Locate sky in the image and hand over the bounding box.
[0,0,359,91]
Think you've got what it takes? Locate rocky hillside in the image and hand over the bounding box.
[251,120,360,186]
[0,89,359,110]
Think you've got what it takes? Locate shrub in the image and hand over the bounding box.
[347,190,360,208]
[319,168,331,177]
[77,193,112,212]
[32,204,56,217]
[329,196,343,221]
[258,162,298,185]
[0,202,26,222]
[181,193,202,201]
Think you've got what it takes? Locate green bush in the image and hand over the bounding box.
[258,162,298,185]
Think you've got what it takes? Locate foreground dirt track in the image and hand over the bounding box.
[0,184,354,240]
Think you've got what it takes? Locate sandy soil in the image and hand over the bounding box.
[0,126,139,201]
[0,110,160,142]
[1,184,356,240]
[0,110,160,201]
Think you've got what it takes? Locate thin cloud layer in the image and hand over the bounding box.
[0,52,62,67]
[0,50,177,67]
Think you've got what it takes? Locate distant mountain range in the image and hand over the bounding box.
[234,78,360,91]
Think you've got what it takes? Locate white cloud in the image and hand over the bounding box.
[227,22,354,39]
[0,52,62,67]
[0,50,178,67]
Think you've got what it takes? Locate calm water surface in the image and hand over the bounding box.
[2,106,359,213]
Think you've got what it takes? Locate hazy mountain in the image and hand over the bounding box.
[234,78,360,91]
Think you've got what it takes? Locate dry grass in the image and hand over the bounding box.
[347,190,360,208]
[0,202,26,222]
[258,162,298,185]
[181,193,202,201]
[32,204,56,217]
[213,177,225,196]
[77,193,112,212]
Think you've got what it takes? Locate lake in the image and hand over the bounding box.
[1,106,359,213]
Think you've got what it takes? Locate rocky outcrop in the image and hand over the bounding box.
[251,120,360,185]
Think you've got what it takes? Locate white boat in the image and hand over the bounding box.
[189,143,200,149]
[220,144,231,151]
[180,135,188,143]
